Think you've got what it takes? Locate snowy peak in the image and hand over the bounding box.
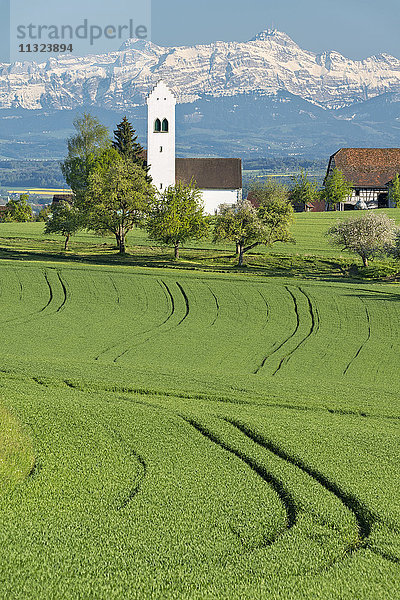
[250,28,298,47]
[1,29,400,111]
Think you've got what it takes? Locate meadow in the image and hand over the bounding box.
[0,255,399,599]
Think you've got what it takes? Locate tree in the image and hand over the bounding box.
[322,168,353,210]
[289,169,319,211]
[214,196,294,266]
[214,201,264,266]
[389,173,400,207]
[87,148,155,254]
[112,116,151,181]
[256,190,295,247]
[61,113,110,209]
[326,212,396,267]
[44,201,82,251]
[249,178,289,207]
[36,205,51,222]
[146,180,209,259]
[4,194,33,222]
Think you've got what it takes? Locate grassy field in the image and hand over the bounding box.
[0,258,399,599]
[2,207,400,256]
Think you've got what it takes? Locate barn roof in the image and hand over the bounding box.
[175,158,242,190]
[328,148,400,188]
[52,194,74,204]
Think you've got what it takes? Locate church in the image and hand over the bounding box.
[146,81,242,214]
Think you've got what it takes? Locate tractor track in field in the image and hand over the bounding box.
[257,289,269,329]
[15,269,23,302]
[111,280,180,363]
[113,280,190,362]
[272,287,319,376]
[47,374,400,422]
[106,394,297,543]
[107,426,147,511]
[224,418,374,550]
[206,285,219,326]
[254,286,300,374]
[108,274,121,304]
[95,279,175,362]
[0,269,63,326]
[56,272,67,312]
[343,300,371,376]
[41,271,54,313]
[176,282,189,325]
[128,400,400,567]
[179,415,297,538]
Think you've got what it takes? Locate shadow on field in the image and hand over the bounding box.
[0,245,398,285]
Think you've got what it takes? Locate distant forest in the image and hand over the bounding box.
[0,161,65,189]
[0,157,328,191]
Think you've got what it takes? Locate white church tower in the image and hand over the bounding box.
[146,81,176,192]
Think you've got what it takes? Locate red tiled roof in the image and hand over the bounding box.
[328,148,400,188]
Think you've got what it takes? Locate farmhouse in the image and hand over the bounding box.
[326,148,400,210]
[146,81,242,214]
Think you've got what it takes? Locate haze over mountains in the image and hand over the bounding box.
[1,29,400,161]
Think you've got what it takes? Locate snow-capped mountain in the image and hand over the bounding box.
[1,29,400,111]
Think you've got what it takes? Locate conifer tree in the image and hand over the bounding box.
[112,116,151,181]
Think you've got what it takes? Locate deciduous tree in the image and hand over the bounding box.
[44,200,82,250]
[326,212,396,267]
[61,113,110,209]
[4,194,33,222]
[146,180,209,259]
[389,173,400,207]
[322,168,353,210]
[289,169,319,211]
[214,196,294,266]
[88,148,155,254]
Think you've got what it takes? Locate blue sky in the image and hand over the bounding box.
[1,0,399,62]
[152,0,400,59]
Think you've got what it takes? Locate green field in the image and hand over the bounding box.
[2,207,400,262]
[0,256,399,599]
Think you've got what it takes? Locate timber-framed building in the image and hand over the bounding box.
[326,148,400,210]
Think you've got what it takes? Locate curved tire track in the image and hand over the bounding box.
[272,287,319,375]
[95,279,173,362]
[56,272,67,312]
[176,282,189,326]
[107,426,147,511]
[254,286,300,374]
[0,270,59,327]
[343,300,371,376]
[206,284,219,326]
[180,415,297,539]
[112,279,178,363]
[225,418,373,547]
[257,289,269,330]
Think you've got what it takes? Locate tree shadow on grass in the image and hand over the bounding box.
[0,246,398,286]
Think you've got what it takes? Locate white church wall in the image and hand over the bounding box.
[200,189,241,215]
[147,81,176,192]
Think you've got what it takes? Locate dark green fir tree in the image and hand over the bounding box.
[112,116,151,181]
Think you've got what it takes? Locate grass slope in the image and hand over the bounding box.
[0,260,399,599]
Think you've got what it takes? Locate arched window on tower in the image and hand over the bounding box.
[162,118,169,132]
[154,118,161,132]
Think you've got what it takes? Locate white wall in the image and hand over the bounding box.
[200,189,242,215]
[147,81,176,192]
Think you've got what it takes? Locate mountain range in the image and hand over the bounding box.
[1,29,400,162]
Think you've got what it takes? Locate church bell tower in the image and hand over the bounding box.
[146,81,176,192]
